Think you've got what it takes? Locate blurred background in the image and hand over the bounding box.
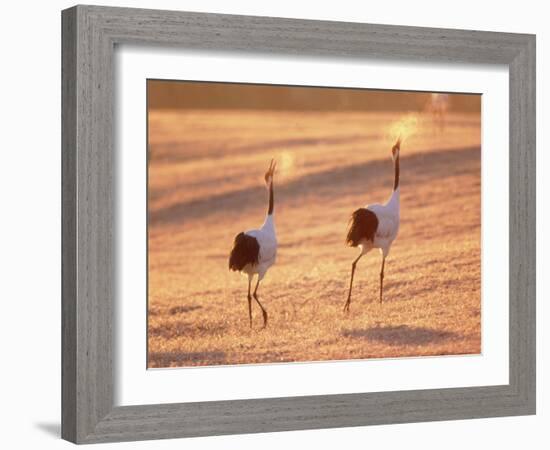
[148,80,480,112]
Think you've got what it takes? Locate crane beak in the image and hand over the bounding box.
[265,158,276,182]
[392,137,401,160]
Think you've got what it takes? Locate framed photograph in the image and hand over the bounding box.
[62,5,535,444]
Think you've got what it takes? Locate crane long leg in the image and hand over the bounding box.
[344,253,363,313]
[253,278,268,328]
[379,256,386,304]
[247,277,252,328]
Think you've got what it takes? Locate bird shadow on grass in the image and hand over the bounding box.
[149,321,228,340]
[342,325,458,346]
[387,277,473,299]
[168,304,202,315]
[148,351,226,367]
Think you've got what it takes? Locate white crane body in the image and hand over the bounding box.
[242,216,277,281]
[361,189,400,257]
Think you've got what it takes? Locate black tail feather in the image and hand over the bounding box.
[346,208,378,247]
[229,232,260,271]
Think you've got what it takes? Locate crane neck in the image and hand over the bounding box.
[267,180,274,216]
[393,155,400,191]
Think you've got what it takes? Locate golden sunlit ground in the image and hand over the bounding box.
[147,107,481,368]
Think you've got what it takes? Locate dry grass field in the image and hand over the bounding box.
[147,107,481,368]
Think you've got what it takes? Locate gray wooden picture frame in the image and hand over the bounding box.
[61,4,536,444]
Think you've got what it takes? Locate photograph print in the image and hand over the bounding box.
[147,80,481,368]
